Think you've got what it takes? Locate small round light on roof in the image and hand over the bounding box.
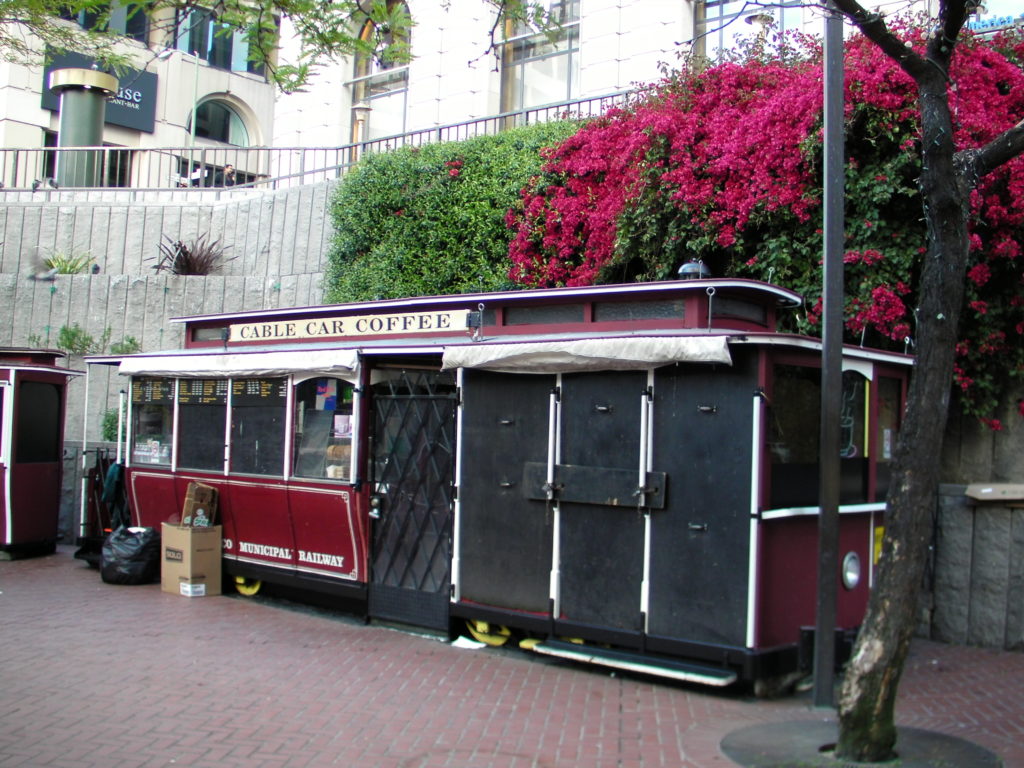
[678,259,711,280]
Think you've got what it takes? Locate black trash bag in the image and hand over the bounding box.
[100,527,161,585]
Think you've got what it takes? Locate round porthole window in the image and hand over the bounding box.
[842,551,862,590]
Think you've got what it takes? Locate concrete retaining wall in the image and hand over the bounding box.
[1,183,336,444]
[0,182,336,279]
[1,272,324,444]
[927,485,1024,651]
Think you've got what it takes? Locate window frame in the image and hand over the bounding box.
[500,0,580,114]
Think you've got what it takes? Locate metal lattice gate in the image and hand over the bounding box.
[368,369,457,630]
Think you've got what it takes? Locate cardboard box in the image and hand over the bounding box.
[161,523,222,597]
[182,482,218,526]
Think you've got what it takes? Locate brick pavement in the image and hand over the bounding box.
[0,547,1021,768]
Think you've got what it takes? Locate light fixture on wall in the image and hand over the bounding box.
[351,101,372,162]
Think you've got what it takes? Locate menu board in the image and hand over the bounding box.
[131,377,174,405]
[178,379,229,405]
[231,378,287,406]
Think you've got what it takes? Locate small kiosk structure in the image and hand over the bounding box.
[1,348,80,558]
[86,278,910,687]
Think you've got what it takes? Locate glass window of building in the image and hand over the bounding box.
[130,378,174,465]
[350,2,411,142]
[293,378,355,481]
[62,1,149,43]
[694,0,804,63]
[189,100,251,146]
[501,0,580,114]
[230,378,287,476]
[44,131,131,187]
[175,7,266,76]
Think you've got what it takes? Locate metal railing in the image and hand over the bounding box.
[0,90,637,192]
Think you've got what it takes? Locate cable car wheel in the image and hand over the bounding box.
[234,576,262,597]
[465,620,512,647]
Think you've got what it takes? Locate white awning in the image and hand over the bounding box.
[118,348,359,379]
[441,336,732,374]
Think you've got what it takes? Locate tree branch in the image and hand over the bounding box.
[925,0,971,76]
[828,0,930,80]
[958,118,1024,186]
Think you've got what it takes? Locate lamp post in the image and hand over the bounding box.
[813,0,845,710]
[49,67,119,187]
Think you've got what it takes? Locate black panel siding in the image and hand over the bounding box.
[458,370,555,613]
[647,354,757,646]
[558,370,646,633]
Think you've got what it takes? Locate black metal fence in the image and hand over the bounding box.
[1,91,636,192]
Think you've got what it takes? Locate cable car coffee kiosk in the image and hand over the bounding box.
[87,278,910,688]
[1,348,80,558]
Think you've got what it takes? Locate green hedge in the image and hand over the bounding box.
[324,121,579,303]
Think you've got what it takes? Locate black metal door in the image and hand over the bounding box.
[368,369,457,630]
[557,371,647,639]
[457,370,554,613]
[647,355,756,646]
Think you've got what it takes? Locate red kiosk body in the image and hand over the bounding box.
[1,348,79,558]
[88,279,910,687]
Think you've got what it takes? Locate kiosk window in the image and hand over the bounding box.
[768,365,820,508]
[15,381,61,463]
[768,365,870,508]
[177,379,228,472]
[293,378,354,481]
[839,370,869,503]
[875,376,901,498]
[230,378,286,476]
[130,377,174,465]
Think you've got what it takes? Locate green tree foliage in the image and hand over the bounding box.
[0,0,132,70]
[324,121,579,302]
[3,0,559,93]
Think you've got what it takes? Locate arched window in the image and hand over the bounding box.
[350,2,410,143]
[189,99,250,146]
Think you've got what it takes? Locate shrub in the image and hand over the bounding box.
[109,336,141,355]
[325,121,580,302]
[505,25,1024,421]
[153,233,233,275]
[41,250,95,274]
[56,324,111,357]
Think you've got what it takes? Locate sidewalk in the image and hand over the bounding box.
[0,547,1021,768]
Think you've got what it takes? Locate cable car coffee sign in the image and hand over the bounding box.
[230,309,472,342]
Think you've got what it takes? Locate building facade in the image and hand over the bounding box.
[274,0,1010,150]
[0,2,277,188]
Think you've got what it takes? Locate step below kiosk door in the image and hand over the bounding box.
[368,369,458,630]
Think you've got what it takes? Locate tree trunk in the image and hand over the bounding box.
[835,67,973,761]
